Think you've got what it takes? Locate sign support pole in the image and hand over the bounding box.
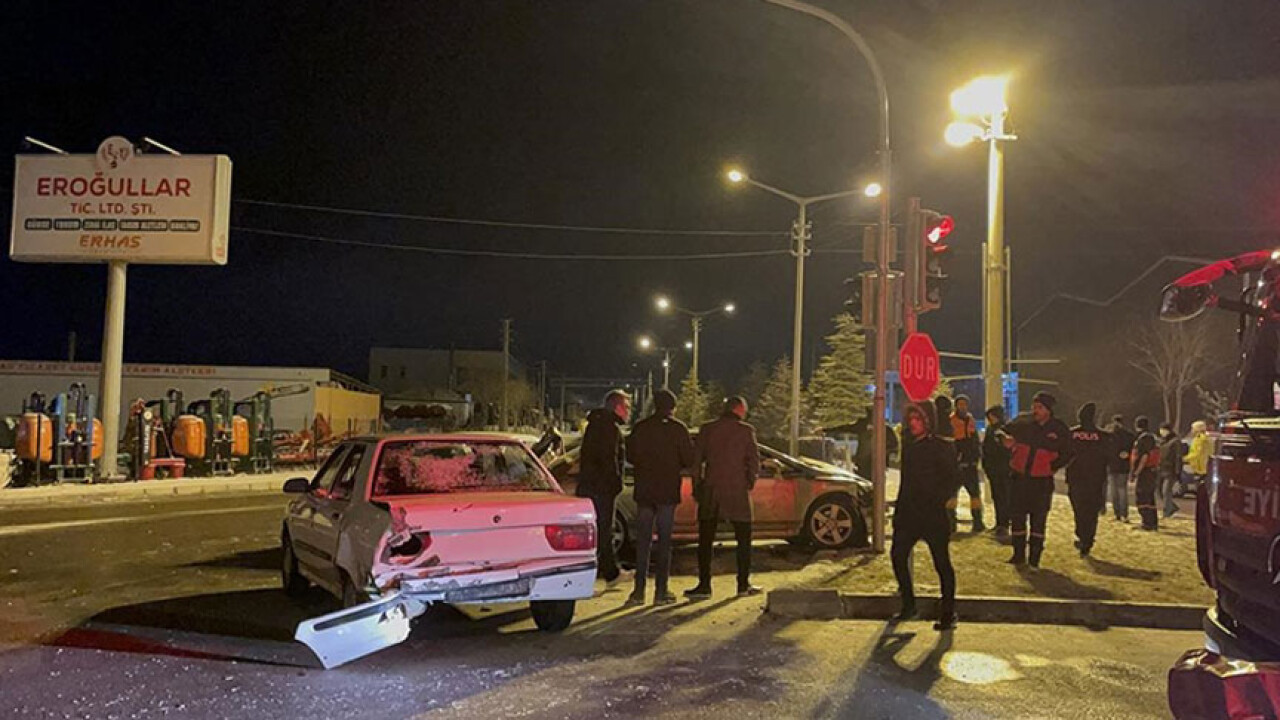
[98,260,127,479]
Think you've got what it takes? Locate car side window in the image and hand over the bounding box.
[328,445,367,502]
[310,446,349,494]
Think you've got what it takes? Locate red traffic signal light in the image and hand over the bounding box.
[926,214,954,245]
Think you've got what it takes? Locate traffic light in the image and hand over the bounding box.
[919,209,954,311]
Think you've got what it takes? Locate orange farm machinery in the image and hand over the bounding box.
[13,384,103,486]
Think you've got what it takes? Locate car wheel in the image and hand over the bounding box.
[281,531,309,597]
[530,599,576,632]
[612,511,631,558]
[803,496,866,549]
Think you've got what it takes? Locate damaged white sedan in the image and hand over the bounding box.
[280,434,597,668]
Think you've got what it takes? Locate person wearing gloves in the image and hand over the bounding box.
[1000,392,1073,568]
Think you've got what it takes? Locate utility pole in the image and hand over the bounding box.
[538,360,548,418]
[789,204,809,457]
[689,316,702,386]
[501,318,512,431]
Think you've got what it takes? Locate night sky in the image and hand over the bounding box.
[4,0,1280,394]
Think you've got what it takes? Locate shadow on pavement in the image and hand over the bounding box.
[184,547,281,571]
[811,623,954,719]
[1085,556,1162,582]
[1017,565,1115,600]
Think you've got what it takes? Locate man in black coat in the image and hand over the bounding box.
[982,405,1012,539]
[1131,416,1161,531]
[1066,402,1110,556]
[1106,415,1136,521]
[624,389,694,606]
[1001,391,1073,568]
[892,402,960,631]
[576,389,631,585]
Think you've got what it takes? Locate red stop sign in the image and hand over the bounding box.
[898,332,940,402]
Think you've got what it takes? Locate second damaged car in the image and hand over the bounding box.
[281,434,597,668]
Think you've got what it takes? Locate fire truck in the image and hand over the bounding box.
[1162,250,1280,718]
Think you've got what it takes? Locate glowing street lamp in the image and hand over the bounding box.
[637,334,691,389]
[652,296,735,386]
[946,74,1017,411]
[863,182,883,198]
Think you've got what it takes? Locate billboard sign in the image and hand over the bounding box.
[9,137,232,264]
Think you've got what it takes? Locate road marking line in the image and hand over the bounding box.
[0,505,279,537]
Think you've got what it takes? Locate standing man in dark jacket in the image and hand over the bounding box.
[624,389,694,606]
[686,396,762,600]
[892,402,960,630]
[576,389,631,585]
[1131,416,1161,531]
[948,395,986,534]
[1066,402,1111,556]
[1001,391,1073,568]
[983,406,1012,539]
[1106,415,1136,522]
[1158,423,1183,519]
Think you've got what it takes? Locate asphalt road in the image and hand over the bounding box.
[0,493,1201,719]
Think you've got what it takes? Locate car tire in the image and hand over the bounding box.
[612,511,631,558]
[802,496,867,549]
[281,531,309,597]
[530,599,576,632]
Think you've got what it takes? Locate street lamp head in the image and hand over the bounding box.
[638,336,653,350]
[950,75,1010,118]
[945,121,985,147]
[723,302,736,315]
[863,182,883,198]
[726,169,746,184]
[684,340,694,350]
[655,295,671,312]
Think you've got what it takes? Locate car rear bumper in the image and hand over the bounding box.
[399,560,597,604]
[1168,608,1280,719]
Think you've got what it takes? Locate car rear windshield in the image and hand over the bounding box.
[373,440,555,496]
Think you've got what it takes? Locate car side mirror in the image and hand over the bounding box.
[283,477,310,494]
[760,458,783,477]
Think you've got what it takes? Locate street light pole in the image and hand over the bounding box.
[690,316,702,386]
[726,172,867,456]
[984,110,1007,413]
[765,0,892,553]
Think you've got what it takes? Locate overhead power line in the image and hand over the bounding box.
[235,198,788,237]
[233,226,794,261]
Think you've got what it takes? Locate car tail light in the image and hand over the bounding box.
[545,523,596,552]
[382,531,432,566]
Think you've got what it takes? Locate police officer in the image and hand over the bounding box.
[983,406,1012,539]
[1066,402,1110,556]
[892,402,960,630]
[1001,392,1073,568]
[1131,416,1161,531]
[949,395,986,533]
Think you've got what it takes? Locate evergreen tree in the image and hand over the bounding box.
[738,360,770,409]
[675,370,710,427]
[808,313,873,431]
[754,356,807,445]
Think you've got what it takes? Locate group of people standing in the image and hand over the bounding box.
[892,389,1213,629]
[574,388,764,607]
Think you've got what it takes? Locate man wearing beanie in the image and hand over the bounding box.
[1130,416,1161,531]
[624,389,695,606]
[1000,391,1073,567]
[1066,402,1111,556]
[949,395,986,533]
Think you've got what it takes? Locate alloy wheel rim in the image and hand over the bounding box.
[812,503,853,546]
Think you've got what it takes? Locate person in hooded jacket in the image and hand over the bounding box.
[576,389,631,585]
[1106,415,1136,522]
[1158,422,1184,518]
[1000,391,1073,567]
[892,402,960,630]
[948,395,986,534]
[982,405,1012,539]
[1066,402,1111,556]
[624,389,695,606]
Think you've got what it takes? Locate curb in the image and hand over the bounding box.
[766,588,1205,630]
[0,477,289,508]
